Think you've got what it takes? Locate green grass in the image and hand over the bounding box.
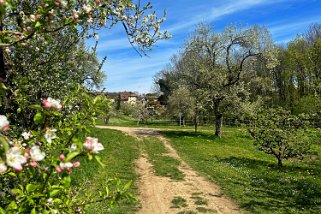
[142,137,184,180]
[71,128,140,214]
[161,128,321,214]
[171,196,188,208]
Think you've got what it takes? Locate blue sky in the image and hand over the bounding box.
[90,0,321,93]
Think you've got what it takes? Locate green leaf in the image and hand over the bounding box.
[0,206,6,214]
[35,21,42,28]
[0,137,9,152]
[30,208,36,214]
[7,201,17,210]
[94,155,105,167]
[33,112,44,125]
[49,189,60,197]
[62,176,71,188]
[26,184,37,193]
[123,180,132,191]
[29,105,43,111]
[65,151,80,162]
[11,188,22,196]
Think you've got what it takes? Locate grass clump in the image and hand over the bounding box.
[143,137,184,180]
[171,196,188,208]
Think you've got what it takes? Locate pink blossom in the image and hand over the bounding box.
[30,161,37,167]
[67,168,73,174]
[0,115,9,131]
[55,166,62,173]
[0,162,7,174]
[73,161,80,168]
[6,147,27,171]
[42,97,62,111]
[30,146,45,161]
[21,131,32,140]
[60,162,73,169]
[45,128,57,143]
[59,154,65,161]
[83,137,104,153]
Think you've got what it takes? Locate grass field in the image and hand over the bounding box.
[70,124,321,213]
[160,128,321,214]
[71,128,140,214]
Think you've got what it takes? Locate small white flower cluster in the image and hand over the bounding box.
[0,116,46,173]
[42,97,62,111]
[0,145,46,173]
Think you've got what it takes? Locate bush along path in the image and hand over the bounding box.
[97,126,242,214]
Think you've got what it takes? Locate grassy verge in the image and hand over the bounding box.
[160,128,321,214]
[142,137,184,181]
[71,128,140,214]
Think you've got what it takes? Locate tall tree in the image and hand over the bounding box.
[184,23,277,137]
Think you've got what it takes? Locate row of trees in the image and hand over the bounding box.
[155,23,321,138]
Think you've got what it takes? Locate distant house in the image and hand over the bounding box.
[120,91,138,105]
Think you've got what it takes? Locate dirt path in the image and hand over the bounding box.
[97,126,242,214]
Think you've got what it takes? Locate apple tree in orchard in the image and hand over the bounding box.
[0,0,170,213]
[159,23,277,137]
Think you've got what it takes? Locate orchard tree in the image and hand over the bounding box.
[249,108,311,169]
[185,23,277,137]
[167,88,195,126]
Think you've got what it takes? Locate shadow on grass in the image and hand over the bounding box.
[160,130,222,141]
[220,156,321,213]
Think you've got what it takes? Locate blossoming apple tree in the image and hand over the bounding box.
[0,0,170,212]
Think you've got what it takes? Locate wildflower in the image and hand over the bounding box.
[30,161,37,167]
[44,128,57,143]
[30,146,45,161]
[21,131,32,140]
[83,137,104,153]
[0,115,9,131]
[59,154,65,161]
[6,147,27,171]
[0,162,7,173]
[42,97,62,111]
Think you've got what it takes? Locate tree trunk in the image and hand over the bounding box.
[213,99,223,138]
[277,157,283,170]
[194,108,198,133]
[215,113,223,138]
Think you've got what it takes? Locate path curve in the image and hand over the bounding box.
[97,126,242,214]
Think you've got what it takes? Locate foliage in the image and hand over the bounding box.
[167,88,195,124]
[0,86,135,213]
[248,108,311,169]
[0,0,171,212]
